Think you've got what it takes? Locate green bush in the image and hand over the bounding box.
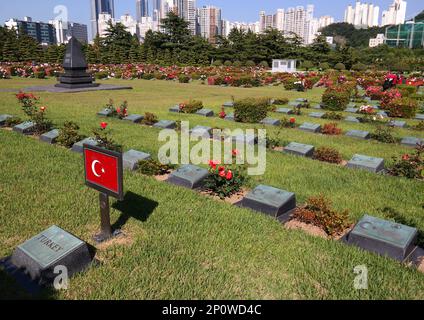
[95,71,109,79]
[334,63,346,71]
[301,61,314,70]
[137,159,175,176]
[212,60,223,66]
[4,116,22,127]
[233,61,242,68]
[259,61,269,68]
[57,121,84,148]
[321,87,350,111]
[397,85,417,97]
[141,73,155,80]
[245,60,256,67]
[34,71,46,79]
[371,126,398,144]
[385,97,418,118]
[141,112,158,125]
[179,100,203,114]
[178,74,190,83]
[319,62,330,70]
[234,98,269,123]
[351,63,367,71]
[224,60,232,66]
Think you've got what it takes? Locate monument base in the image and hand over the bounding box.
[22,84,133,93]
[55,83,100,89]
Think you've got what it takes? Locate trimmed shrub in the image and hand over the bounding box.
[397,84,417,97]
[137,159,175,176]
[179,100,203,114]
[313,146,343,164]
[319,62,330,70]
[322,123,343,135]
[141,112,158,125]
[385,97,418,118]
[57,121,84,148]
[371,126,398,144]
[245,60,256,67]
[321,87,350,111]
[334,63,346,71]
[387,144,423,180]
[233,61,242,68]
[224,60,232,66]
[259,61,269,68]
[351,63,367,71]
[234,98,269,123]
[178,74,190,83]
[301,60,314,70]
[322,112,343,120]
[4,116,22,127]
[212,60,223,66]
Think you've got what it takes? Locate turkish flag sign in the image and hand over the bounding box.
[83,145,123,200]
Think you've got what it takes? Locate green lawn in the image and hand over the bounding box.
[0,77,423,300]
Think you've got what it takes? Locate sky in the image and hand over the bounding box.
[0,0,422,34]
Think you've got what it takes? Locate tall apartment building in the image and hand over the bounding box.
[197,6,222,43]
[97,13,115,38]
[344,1,379,28]
[50,20,88,44]
[5,17,56,45]
[90,0,115,39]
[382,0,407,26]
[318,16,335,29]
[136,0,150,22]
[121,14,139,37]
[177,0,197,35]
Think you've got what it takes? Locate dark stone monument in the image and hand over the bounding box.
[377,111,388,118]
[13,121,36,135]
[283,142,315,157]
[167,164,209,189]
[347,154,384,173]
[97,108,114,117]
[123,149,151,171]
[9,225,93,285]
[237,185,296,220]
[223,101,234,108]
[312,104,322,109]
[40,129,59,144]
[295,98,308,103]
[56,37,99,89]
[344,107,358,113]
[0,114,12,127]
[232,133,258,145]
[347,215,418,262]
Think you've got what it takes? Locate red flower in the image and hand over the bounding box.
[219,111,226,119]
[40,106,46,112]
[209,160,219,169]
[402,154,410,161]
[218,166,225,172]
[289,117,296,124]
[117,108,121,114]
[100,122,108,129]
[232,149,240,156]
[219,170,226,178]
[226,170,233,180]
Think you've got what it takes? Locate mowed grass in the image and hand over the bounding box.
[0,78,423,300]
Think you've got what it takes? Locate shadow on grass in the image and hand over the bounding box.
[112,191,158,230]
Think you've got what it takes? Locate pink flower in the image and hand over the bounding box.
[226,170,233,180]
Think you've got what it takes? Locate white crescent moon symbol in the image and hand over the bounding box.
[91,160,103,178]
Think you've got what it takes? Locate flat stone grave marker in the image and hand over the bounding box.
[276,108,293,114]
[345,107,358,113]
[224,113,235,121]
[153,120,177,129]
[72,137,98,153]
[348,215,418,262]
[123,149,151,171]
[190,125,213,138]
[347,102,357,108]
[414,114,424,121]
[347,154,384,173]
[345,130,370,140]
[260,118,281,126]
[10,225,93,284]
[312,104,322,109]
[232,133,257,145]
[388,120,407,128]
[97,108,113,117]
[0,114,12,127]
[345,116,361,123]
[295,98,308,103]
[309,112,325,119]
[167,164,209,189]
[237,185,296,219]
[401,136,423,147]
[196,109,214,117]
[223,101,234,107]
[40,129,59,144]
[169,105,181,113]
[283,142,315,157]
[377,111,388,118]
[13,121,36,135]
[288,101,302,108]
[299,122,321,133]
[123,114,144,123]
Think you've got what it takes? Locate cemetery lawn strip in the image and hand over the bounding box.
[0,78,424,299]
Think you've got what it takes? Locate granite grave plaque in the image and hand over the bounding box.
[388,120,407,128]
[123,114,144,123]
[347,102,357,108]
[169,105,181,113]
[167,164,209,189]
[299,122,321,133]
[13,121,36,135]
[283,142,315,157]
[295,98,308,103]
[153,120,177,129]
[40,129,59,144]
[276,108,293,114]
[415,114,424,121]
[232,133,258,145]
[345,116,360,123]
[237,185,296,219]
[309,112,325,119]
[260,118,281,126]
[312,104,322,109]
[401,136,423,147]
[190,126,213,138]
[224,113,235,121]
[97,108,113,117]
[348,215,418,261]
[10,225,93,284]
[377,111,388,118]
[345,130,370,140]
[288,101,301,108]
[196,109,214,117]
[123,149,151,171]
[347,154,384,173]
[344,107,358,113]
[0,114,12,127]
[223,101,234,108]
[72,137,98,153]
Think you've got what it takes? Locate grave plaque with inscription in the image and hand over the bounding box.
[299,122,321,133]
[123,114,144,124]
[72,137,98,153]
[13,121,36,135]
[276,108,293,114]
[237,185,296,219]
[348,215,418,261]
[40,129,59,144]
[167,164,209,189]
[196,109,214,117]
[10,225,93,284]
[0,114,12,127]
[347,154,384,173]
[190,126,213,138]
[388,120,407,128]
[345,116,361,123]
[309,112,325,119]
[97,109,113,117]
[283,142,315,157]
[345,130,370,140]
[260,118,281,126]
[123,149,151,171]
[401,136,423,147]
[153,120,177,129]
[169,105,181,113]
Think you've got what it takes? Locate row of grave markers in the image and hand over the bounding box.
[0,110,422,289]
